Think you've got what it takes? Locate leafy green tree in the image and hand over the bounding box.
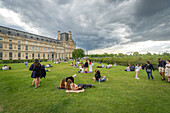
[162,52,170,56]
[72,49,85,59]
[133,52,139,56]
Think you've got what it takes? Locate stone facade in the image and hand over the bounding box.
[0,26,76,60]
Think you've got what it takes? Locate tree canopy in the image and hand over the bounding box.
[72,49,85,59]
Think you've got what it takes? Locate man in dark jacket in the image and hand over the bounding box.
[158,58,166,81]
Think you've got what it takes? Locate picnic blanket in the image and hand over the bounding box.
[66,89,85,93]
[81,71,92,73]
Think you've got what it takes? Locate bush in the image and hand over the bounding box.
[0,59,48,64]
[88,56,169,70]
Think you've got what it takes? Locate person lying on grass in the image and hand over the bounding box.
[97,64,105,68]
[93,70,108,84]
[60,74,77,89]
[2,65,11,70]
[66,79,94,91]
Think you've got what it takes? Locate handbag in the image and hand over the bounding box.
[147,69,151,72]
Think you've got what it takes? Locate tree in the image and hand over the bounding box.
[72,49,85,59]
[133,52,139,56]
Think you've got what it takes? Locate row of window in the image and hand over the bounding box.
[0,37,74,48]
[0,52,67,60]
[0,43,69,52]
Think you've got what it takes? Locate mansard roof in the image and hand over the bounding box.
[0,25,61,44]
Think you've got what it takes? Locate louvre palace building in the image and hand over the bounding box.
[0,25,76,60]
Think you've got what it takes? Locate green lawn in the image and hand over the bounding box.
[0,61,170,113]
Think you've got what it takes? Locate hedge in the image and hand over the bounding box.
[88,56,169,70]
[0,59,48,64]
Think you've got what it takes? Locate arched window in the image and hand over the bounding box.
[8,31,11,35]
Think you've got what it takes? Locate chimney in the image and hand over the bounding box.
[58,31,60,40]
[68,31,72,40]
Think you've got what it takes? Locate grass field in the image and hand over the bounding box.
[0,61,170,113]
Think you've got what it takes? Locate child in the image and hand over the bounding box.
[165,60,170,83]
[135,64,141,79]
[24,60,28,67]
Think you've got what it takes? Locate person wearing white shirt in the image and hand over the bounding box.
[135,64,142,79]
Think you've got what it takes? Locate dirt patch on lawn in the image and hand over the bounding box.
[0,107,3,112]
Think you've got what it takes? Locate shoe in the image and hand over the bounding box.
[166,81,170,83]
[35,87,38,89]
[136,77,139,79]
[161,78,165,81]
[38,85,41,87]
[152,79,155,81]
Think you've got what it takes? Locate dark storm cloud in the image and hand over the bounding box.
[0,0,170,50]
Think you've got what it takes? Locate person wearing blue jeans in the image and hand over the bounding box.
[147,71,154,80]
[144,61,155,80]
[93,70,107,84]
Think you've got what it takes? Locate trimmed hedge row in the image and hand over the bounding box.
[0,59,48,64]
[88,56,169,70]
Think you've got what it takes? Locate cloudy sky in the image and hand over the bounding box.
[0,0,170,54]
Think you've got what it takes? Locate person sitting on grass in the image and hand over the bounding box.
[93,70,107,84]
[78,66,85,73]
[70,62,74,66]
[165,60,170,83]
[42,65,50,72]
[130,64,135,71]
[66,79,94,91]
[106,63,112,68]
[2,65,11,70]
[29,59,41,89]
[74,63,78,68]
[125,65,130,71]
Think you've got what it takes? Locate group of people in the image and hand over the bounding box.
[124,58,170,82]
[60,74,94,90]
[28,58,170,89]
[78,60,93,73]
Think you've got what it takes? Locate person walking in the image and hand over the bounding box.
[165,60,170,83]
[158,58,166,81]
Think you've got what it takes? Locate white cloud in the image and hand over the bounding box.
[88,40,170,55]
[0,2,39,34]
